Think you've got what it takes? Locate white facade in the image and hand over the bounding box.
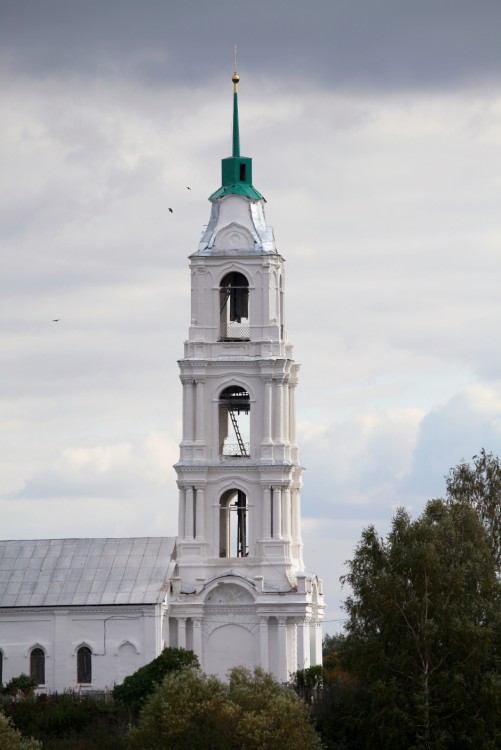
[168,75,324,680]
[0,536,174,693]
[0,604,162,693]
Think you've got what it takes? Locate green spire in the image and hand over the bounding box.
[209,68,263,202]
[232,83,240,158]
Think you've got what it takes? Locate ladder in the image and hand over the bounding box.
[229,409,248,456]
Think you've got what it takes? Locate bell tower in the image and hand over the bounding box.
[168,69,324,681]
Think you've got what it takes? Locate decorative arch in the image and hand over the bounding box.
[213,222,254,252]
[114,639,140,656]
[218,384,250,458]
[219,488,249,558]
[219,271,249,341]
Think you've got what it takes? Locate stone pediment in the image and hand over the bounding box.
[213,222,254,252]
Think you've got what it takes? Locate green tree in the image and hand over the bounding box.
[112,647,198,711]
[446,448,501,571]
[128,666,322,750]
[0,711,41,750]
[341,499,501,749]
[2,675,38,698]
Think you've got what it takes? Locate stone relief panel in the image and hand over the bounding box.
[213,223,254,252]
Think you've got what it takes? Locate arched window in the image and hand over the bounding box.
[77,646,92,684]
[219,386,250,457]
[219,272,249,341]
[30,648,45,685]
[219,488,248,558]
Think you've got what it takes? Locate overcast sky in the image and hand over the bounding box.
[1,0,500,630]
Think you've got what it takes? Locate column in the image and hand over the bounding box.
[178,487,186,539]
[315,620,323,665]
[289,382,297,446]
[259,617,269,671]
[292,489,303,547]
[192,618,203,661]
[182,379,195,442]
[177,618,187,649]
[274,382,283,442]
[195,486,205,540]
[296,616,311,670]
[262,487,272,539]
[272,486,282,539]
[282,487,291,540]
[185,486,194,540]
[213,501,220,556]
[283,379,290,443]
[195,379,205,442]
[277,617,288,682]
[263,380,273,443]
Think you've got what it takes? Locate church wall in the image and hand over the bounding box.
[0,604,164,692]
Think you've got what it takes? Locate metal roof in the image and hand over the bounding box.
[0,537,176,608]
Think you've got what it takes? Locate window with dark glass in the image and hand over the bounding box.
[30,648,45,685]
[77,646,92,684]
[0,650,3,686]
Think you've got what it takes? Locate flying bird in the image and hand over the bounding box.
[52,319,60,322]
[168,208,173,213]
[186,186,191,190]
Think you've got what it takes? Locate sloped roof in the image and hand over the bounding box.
[0,537,176,608]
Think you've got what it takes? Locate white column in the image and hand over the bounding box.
[213,501,220,555]
[185,486,194,539]
[272,486,282,539]
[274,381,283,442]
[291,488,297,544]
[183,379,195,441]
[262,487,271,539]
[263,380,273,443]
[195,486,205,540]
[277,617,288,682]
[192,618,203,661]
[195,379,205,442]
[297,616,311,670]
[177,618,187,649]
[283,379,290,443]
[289,382,297,446]
[178,487,186,539]
[282,487,291,540]
[259,617,269,671]
[315,620,323,665]
[247,498,254,555]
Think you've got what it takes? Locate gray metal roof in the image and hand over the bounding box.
[0,537,176,608]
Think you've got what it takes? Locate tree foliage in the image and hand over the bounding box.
[341,499,501,749]
[0,711,41,750]
[446,448,501,571]
[128,666,322,750]
[2,675,38,698]
[112,647,198,710]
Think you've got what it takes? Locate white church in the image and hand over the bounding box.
[0,71,324,693]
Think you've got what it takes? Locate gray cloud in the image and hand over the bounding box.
[2,1,501,91]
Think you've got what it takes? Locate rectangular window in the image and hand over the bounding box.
[239,163,247,181]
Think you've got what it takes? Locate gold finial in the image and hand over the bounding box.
[232,44,239,91]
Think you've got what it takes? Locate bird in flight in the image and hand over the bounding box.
[52,319,60,322]
[186,186,191,190]
[168,208,173,213]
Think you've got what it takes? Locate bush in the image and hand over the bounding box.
[0,710,41,750]
[2,675,38,698]
[112,647,198,710]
